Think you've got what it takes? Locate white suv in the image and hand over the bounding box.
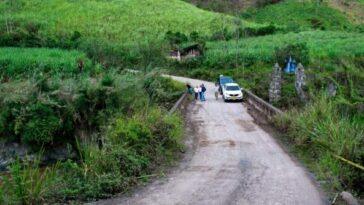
[223,83,243,102]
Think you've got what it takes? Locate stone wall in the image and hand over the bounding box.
[0,142,76,171]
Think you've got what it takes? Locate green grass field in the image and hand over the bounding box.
[241,1,353,31]
[0,0,259,43]
[0,47,92,79]
[204,31,364,67]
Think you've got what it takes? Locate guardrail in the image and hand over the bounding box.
[241,88,283,121]
[168,92,188,115]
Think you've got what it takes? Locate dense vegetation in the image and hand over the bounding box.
[0,48,185,204]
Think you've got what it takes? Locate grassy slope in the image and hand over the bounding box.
[0,47,92,78]
[242,1,353,30]
[183,0,256,13]
[327,0,364,24]
[0,0,258,43]
[205,31,364,66]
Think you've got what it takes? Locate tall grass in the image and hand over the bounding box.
[0,47,93,79]
[275,95,364,193]
[0,159,59,205]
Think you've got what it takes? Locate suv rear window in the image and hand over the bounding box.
[226,85,240,91]
[220,77,233,85]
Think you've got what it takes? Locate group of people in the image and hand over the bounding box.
[186,83,206,101]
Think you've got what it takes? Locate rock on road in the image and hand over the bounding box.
[92,76,327,205]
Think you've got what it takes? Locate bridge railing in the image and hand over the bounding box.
[241,88,283,121]
[168,92,188,115]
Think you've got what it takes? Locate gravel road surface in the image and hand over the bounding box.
[91,76,327,205]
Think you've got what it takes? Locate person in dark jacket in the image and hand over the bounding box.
[200,84,206,101]
[186,83,192,94]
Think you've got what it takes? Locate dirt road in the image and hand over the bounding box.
[92,76,327,205]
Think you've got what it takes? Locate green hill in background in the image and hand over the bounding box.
[0,0,258,43]
[241,1,354,31]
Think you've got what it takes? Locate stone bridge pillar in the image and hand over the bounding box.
[269,63,282,104]
[295,63,306,102]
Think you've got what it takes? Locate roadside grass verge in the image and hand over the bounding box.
[274,95,364,196]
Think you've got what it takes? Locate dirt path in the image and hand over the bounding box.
[91,76,328,205]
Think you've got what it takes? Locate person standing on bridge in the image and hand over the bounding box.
[186,83,192,94]
[194,86,200,100]
[215,85,219,100]
[200,84,206,101]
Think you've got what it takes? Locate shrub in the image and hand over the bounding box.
[143,73,184,109]
[241,23,278,37]
[22,103,62,145]
[256,0,283,8]
[165,31,188,46]
[274,43,310,66]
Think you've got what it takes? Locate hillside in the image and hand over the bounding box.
[241,1,354,31]
[0,0,256,43]
[186,0,364,30]
[183,0,257,13]
[327,0,364,24]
